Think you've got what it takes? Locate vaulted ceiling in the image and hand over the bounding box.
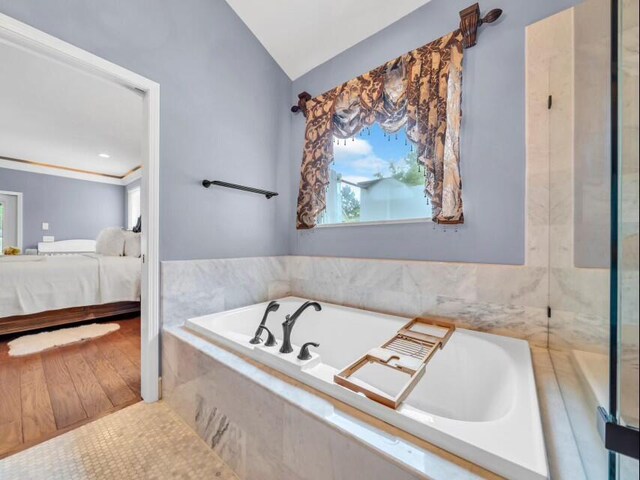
[224,0,432,80]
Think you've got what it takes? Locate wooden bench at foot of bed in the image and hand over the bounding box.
[0,302,141,336]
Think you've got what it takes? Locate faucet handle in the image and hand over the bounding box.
[297,342,320,361]
[258,325,278,347]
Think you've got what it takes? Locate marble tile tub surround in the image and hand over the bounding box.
[163,324,584,480]
[161,254,550,346]
[287,255,550,348]
[161,252,606,352]
[287,255,609,353]
[161,256,290,327]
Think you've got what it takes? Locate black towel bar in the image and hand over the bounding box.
[202,180,278,199]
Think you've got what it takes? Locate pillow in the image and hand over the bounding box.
[124,231,142,258]
[95,227,126,256]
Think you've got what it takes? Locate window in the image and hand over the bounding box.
[127,186,141,230]
[0,192,20,252]
[318,123,431,226]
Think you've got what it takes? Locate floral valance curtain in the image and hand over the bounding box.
[296,30,465,229]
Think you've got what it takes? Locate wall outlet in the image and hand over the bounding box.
[42,222,49,230]
[42,235,55,243]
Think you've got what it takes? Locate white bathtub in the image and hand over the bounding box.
[186,296,548,480]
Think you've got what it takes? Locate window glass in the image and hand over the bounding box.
[127,187,141,230]
[319,123,431,225]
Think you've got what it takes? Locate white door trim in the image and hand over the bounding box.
[0,190,23,252]
[0,13,161,401]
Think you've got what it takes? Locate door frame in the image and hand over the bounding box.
[0,13,161,401]
[0,190,23,252]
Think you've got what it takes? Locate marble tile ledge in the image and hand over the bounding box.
[531,347,587,480]
[163,325,589,480]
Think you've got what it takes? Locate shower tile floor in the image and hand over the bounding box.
[0,401,239,480]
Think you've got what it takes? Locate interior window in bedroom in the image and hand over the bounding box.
[127,186,141,230]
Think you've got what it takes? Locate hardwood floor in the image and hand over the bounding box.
[0,316,141,458]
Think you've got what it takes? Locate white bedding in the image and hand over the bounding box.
[0,253,141,318]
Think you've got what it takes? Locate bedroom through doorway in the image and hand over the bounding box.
[0,13,160,458]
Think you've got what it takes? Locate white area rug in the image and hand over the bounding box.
[8,323,120,357]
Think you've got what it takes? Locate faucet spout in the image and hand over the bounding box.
[279,301,321,354]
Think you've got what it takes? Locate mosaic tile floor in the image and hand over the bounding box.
[0,401,239,480]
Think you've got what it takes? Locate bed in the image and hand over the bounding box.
[0,252,141,335]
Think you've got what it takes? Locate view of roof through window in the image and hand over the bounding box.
[319,122,431,225]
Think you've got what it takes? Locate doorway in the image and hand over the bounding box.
[0,13,160,405]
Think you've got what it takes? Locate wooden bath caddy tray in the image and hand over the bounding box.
[334,317,455,409]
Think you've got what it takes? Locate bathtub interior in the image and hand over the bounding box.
[355,332,518,422]
[211,297,517,423]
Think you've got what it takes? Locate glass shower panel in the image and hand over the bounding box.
[616,0,639,477]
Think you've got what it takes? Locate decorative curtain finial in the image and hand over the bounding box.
[459,3,503,49]
[291,91,312,116]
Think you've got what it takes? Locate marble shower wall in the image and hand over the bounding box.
[161,256,290,328]
[527,8,610,355]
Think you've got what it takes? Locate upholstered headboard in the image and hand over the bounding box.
[37,239,96,255]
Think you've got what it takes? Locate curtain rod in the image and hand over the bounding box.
[291,2,502,115]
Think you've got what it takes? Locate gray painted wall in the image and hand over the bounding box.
[0,0,584,265]
[288,0,578,265]
[0,0,291,261]
[0,168,124,250]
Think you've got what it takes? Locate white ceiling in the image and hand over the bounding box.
[0,39,144,179]
[224,0,432,80]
